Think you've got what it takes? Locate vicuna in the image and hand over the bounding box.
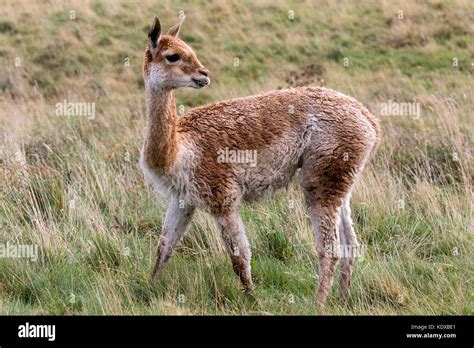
[140,16,381,306]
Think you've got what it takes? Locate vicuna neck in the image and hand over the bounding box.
[143,86,179,173]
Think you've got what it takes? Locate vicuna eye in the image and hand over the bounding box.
[165,54,180,63]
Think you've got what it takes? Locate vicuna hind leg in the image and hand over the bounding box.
[214,213,254,294]
[152,198,195,280]
[301,151,356,305]
[305,196,342,305]
[338,193,360,299]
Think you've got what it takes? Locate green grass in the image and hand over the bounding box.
[0,0,473,315]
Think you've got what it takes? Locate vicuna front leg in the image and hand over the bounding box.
[152,198,195,280]
[214,213,254,294]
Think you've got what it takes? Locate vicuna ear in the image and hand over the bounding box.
[148,16,161,53]
[166,16,186,37]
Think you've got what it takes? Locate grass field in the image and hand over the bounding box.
[0,0,472,315]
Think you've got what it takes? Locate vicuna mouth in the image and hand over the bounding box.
[191,78,209,88]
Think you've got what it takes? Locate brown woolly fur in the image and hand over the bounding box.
[141,16,380,306]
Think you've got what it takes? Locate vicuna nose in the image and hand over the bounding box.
[198,68,209,77]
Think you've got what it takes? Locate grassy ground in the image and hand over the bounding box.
[0,0,472,314]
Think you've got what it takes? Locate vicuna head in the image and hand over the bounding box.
[144,16,210,90]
